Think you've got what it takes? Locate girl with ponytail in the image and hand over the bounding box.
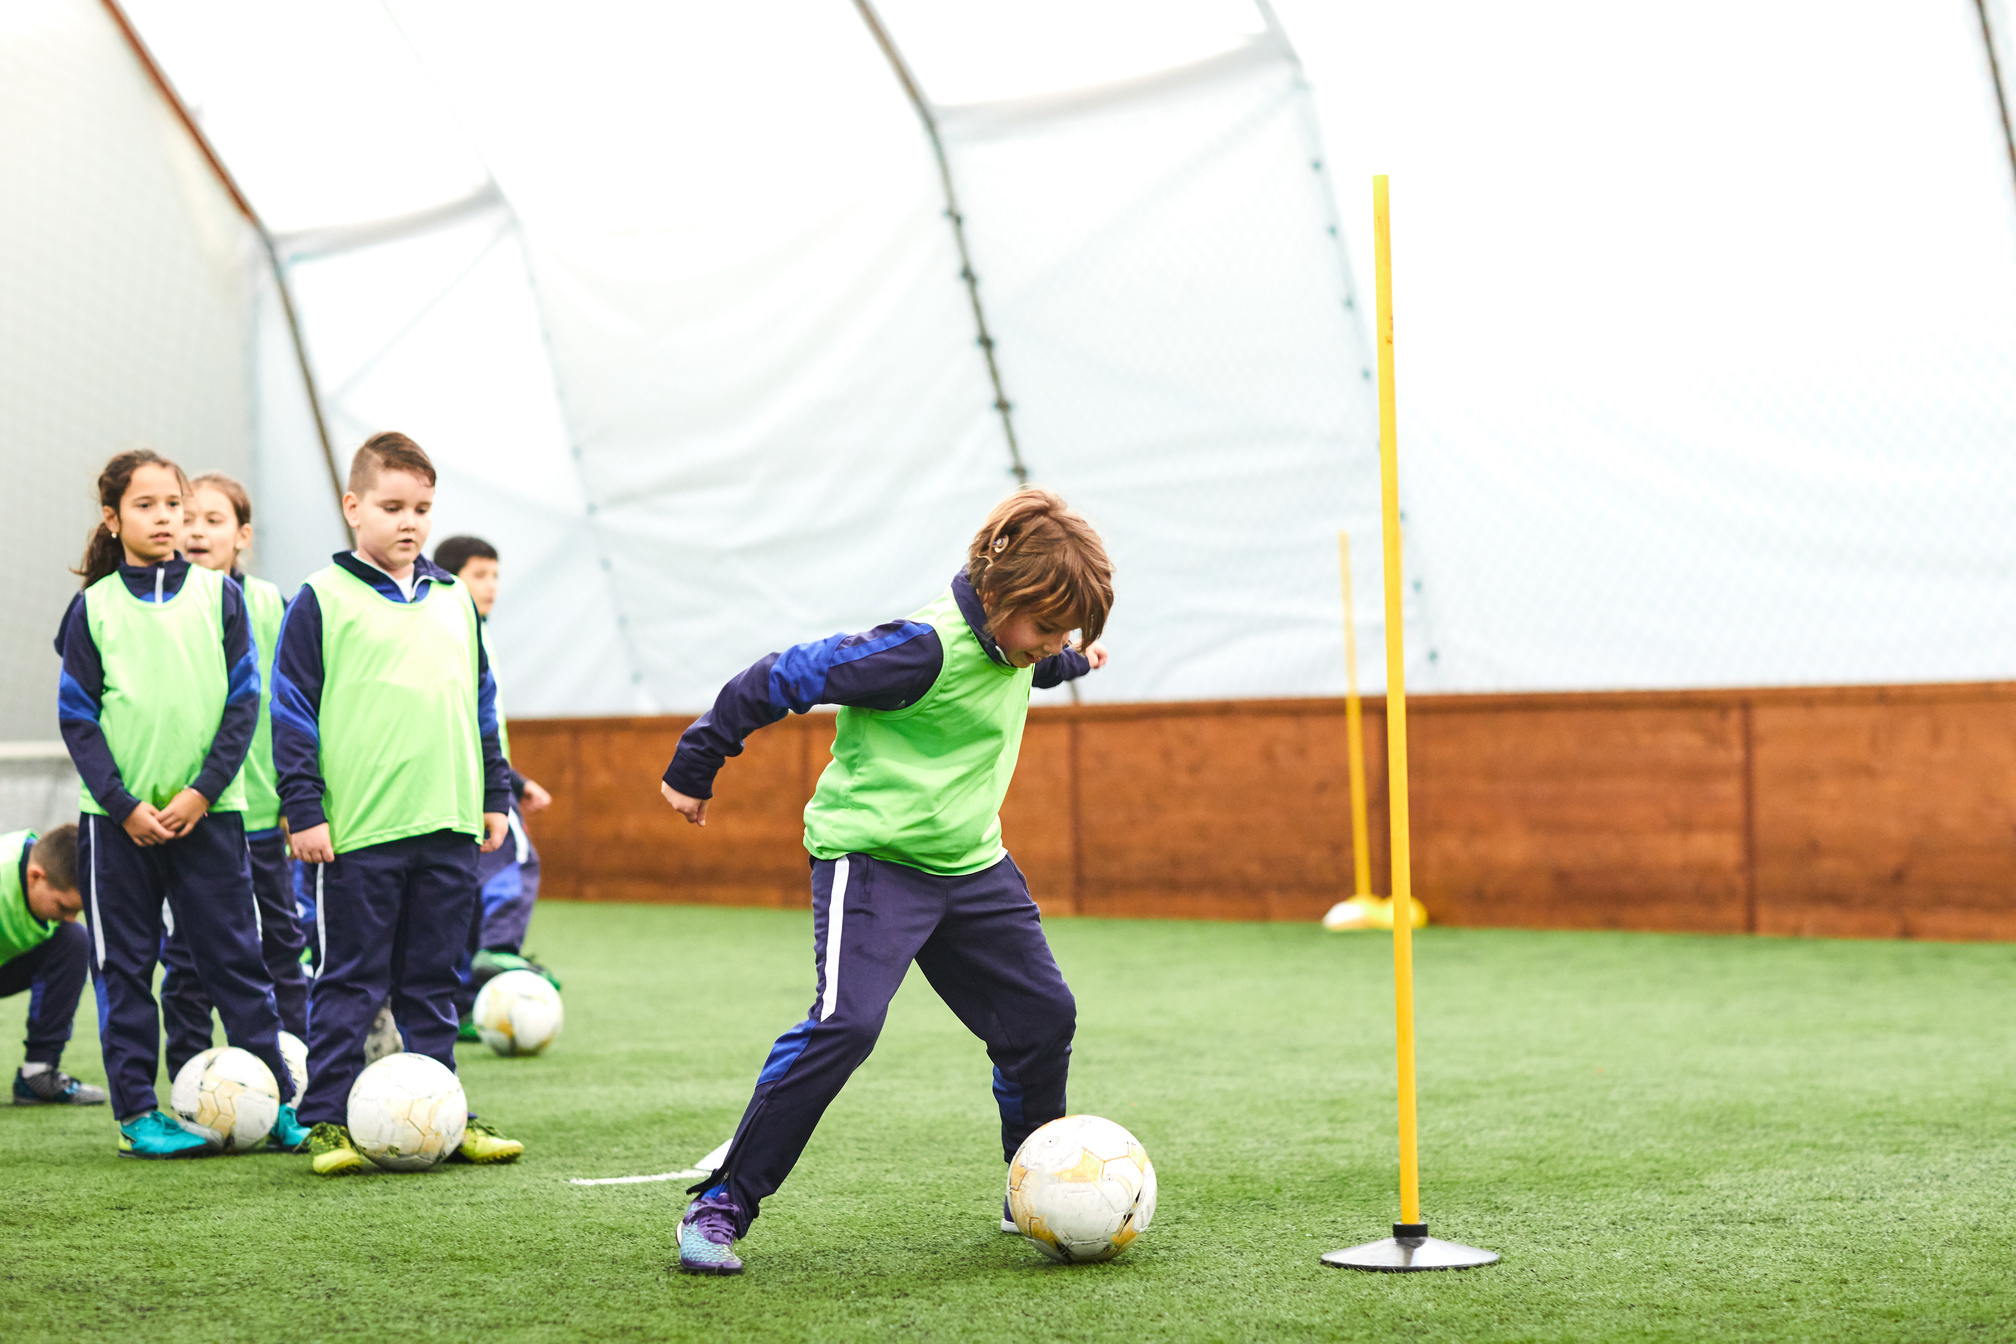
[55,450,304,1158]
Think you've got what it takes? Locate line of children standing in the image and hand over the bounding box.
[55,438,525,1171]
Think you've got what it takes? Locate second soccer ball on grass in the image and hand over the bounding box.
[1007,1115,1157,1263]
[472,969,564,1057]
[169,1047,280,1153]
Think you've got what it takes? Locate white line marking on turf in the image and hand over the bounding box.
[567,1138,735,1186]
[568,1168,709,1186]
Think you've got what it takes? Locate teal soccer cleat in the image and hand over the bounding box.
[117,1109,212,1160]
[266,1103,311,1153]
[678,1194,745,1276]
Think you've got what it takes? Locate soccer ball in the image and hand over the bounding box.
[277,1030,309,1107]
[346,1052,467,1171]
[363,1002,404,1065]
[169,1047,280,1153]
[472,969,564,1057]
[1007,1115,1157,1263]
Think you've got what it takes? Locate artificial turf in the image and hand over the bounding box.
[2,902,2013,1343]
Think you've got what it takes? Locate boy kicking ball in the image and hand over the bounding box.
[2,826,106,1106]
[272,432,525,1175]
[660,487,1113,1275]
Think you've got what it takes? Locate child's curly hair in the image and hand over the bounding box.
[965,487,1114,644]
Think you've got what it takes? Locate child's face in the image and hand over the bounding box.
[24,868,81,923]
[343,470,435,573]
[183,484,251,574]
[991,609,1076,668]
[458,557,500,617]
[107,463,185,566]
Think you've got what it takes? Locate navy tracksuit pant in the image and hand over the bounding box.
[160,827,309,1079]
[299,829,476,1128]
[709,852,1075,1236]
[0,920,92,1067]
[78,811,296,1120]
[453,806,542,1018]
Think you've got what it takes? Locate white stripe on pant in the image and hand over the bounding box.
[819,856,849,1021]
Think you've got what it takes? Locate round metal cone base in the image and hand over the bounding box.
[1321,1235,1499,1272]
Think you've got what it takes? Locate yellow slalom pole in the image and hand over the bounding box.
[1323,175,1495,1271]
[1371,174,1423,1230]
[1339,533,1374,898]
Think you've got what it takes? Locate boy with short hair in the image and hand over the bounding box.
[272,432,525,1175]
[659,486,1113,1276]
[2,825,106,1105]
[431,535,560,1028]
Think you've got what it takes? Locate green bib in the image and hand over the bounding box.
[0,832,57,967]
[80,565,247,814]
[307,565,484,854]
[802,588,1033,875]
[230,574,285,831]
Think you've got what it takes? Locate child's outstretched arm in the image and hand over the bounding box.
[1032,639,1108,687]
[660,621,946,826]
[269,587,334,862]
[54,596,172,845]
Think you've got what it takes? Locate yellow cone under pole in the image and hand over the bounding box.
[1322,175,1497,1272]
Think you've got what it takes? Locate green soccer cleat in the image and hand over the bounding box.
[472,948,561,993]
[266,1103,311,1153]
[457,1016,481,1043]
[449,1117,523,1165]
[307,1122,368,1176]
[117,1109,211,1160]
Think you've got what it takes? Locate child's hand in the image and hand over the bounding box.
[121,802,176,848]
[479,811,509,854]
[520,779,553,814]
[290,823,336,864]
[661,782,708,827]
[157,787,211,836]
[1083,641,1110,670]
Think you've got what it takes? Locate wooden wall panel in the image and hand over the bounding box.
[506,682,2016,942]
[1753,692,2016,940]
[1409,702,1749,933]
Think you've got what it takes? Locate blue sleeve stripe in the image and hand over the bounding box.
[269,667,319,748]
[767,621,935,714]
[57,671,99,724]
[226,647,261,704]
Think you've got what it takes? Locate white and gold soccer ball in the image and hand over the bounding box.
[472,969,564,1057]
[1007,1115,1157,1263]
[169,1046,280,1153]
[346,1052,467,1171]
[276,1030,309,1107]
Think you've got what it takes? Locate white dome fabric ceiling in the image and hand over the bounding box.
[7,0,2016,737]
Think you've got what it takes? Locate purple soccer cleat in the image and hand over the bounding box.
[678,1191,745,1276]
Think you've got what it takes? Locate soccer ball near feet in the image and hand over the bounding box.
[346,1052,467,1171]
[169,1046,281,1153]
[1007,1115,1157,1263]
[472,969,564,1057]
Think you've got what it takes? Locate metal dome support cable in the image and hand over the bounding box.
[853,0,1028,487]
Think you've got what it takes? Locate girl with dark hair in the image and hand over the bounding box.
[55,451,306,1159]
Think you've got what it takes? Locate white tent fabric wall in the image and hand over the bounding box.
[18,1,2016,734]
[0,0,262,744]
